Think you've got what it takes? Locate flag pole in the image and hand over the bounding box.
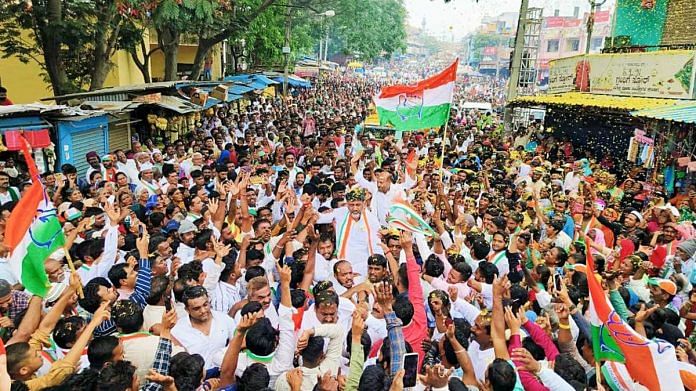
[438,58,458,173]
[438,121,449,172]
[64,249,84,299]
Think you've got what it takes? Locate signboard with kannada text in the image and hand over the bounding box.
[547,51,696,99]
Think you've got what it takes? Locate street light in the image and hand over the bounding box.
[281,4,335,97]
[585,0,607,54]
[318,10,336,76]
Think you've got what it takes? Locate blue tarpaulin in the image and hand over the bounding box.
[273,75,311,88]
[202,97,221,109]
[223,74,278,91]
[229,84,255,95]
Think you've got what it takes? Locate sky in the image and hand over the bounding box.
[404,0,616,40]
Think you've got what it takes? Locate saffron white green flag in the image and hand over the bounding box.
[4,139,64,297]
[373,59,458,131]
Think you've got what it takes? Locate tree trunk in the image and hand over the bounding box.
[130,37,155,83]
[40,0,71,96]
[158,26,180,81]
[189,0,277,79]
[90,10,121,91]
[230,45,241,74]
[190,38,216,81]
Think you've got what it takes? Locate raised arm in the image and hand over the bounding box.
[491,276,510,360]
[87,202,121,281]
[299,221,319,291]
[376,281,405,377]
[37,274,83,336]
[219,312,261,387]
[131,231,152,308]
[403,231,426,331]
[64,302,110,366]
[6,295,42,344]
[345,310,366,391]
[445,323,477,386]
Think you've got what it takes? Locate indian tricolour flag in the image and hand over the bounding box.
[373,59,458,131]
[3,138,64,297]
[584,241,682,391]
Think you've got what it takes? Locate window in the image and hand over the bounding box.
[547,39,559,52]
[566,38,580,52]
[591,37,604,51]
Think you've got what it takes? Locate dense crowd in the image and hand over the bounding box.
[0,66,695,391]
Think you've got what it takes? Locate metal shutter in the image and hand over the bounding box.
[108,113,132,153]
[72,127,107,177]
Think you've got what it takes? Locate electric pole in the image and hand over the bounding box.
[507,0,530,102]
[282,1,293,98]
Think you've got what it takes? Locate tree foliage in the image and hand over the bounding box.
[0,0,143,96]
[327,0,407,60]
[0,0,409,91]
[468,33,508,63]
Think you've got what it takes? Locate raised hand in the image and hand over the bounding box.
[635,303,659,323]
[418,364,452,389]
[68,272,83,294]
[504,306,520,335]
[400,230,413,255]
[212,236,231,258]
[375,281,394,312]
[104,202,121,225]
[160,309,177,332]
[146,369,175,388]
[491,275,510,298]
[445,323,456,341]
[136,227,150,259]
[278,264,292,287]
[511,348,541,374]
[317,371,338,391]
[286,368,304,391]
[351,309,365,341]
[208,198,219,215]
[389,370,405,391]
[92,301,111,324]
[237,311,261,333]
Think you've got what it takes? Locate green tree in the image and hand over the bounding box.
[242,5,313,69]
[328,0,407,60]
[0,0,144,95]
[187,0,278,80]
[468,33,507,64]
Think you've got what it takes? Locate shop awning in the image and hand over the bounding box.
[154,96,201,114]
[229,84,255,95]
[273,75,312,88]
[631,102,696,124]
[202,98,221,110]
[510,92,686,111]
[223,74,277,90]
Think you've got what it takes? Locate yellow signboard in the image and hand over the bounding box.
[548,51,696,100]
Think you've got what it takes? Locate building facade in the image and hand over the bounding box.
[537,9,612,84]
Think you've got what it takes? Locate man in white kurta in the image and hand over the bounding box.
[355,168,416,226]
[316,187,383,277]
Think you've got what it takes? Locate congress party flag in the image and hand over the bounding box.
[374,59,458,131]
[584,240,682,391]
[3,137,65,297]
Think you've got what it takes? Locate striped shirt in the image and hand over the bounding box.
[211,281,241,314]
[95,258,151,337]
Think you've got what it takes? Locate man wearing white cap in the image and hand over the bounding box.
[181,152,204,179]
[151,149,164,173]
[136,162,160,196]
